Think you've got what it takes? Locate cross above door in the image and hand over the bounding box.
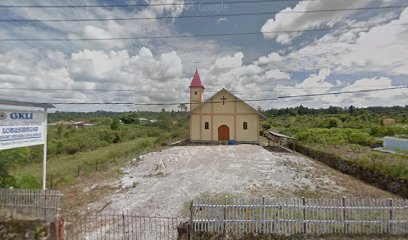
[220,96,227,105]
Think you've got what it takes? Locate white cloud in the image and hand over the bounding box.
[255,52,282,65]
[264,69,290,80]
[274,7,408,75]
[213,52,244,69]
[276,68,333,96]
[324,77,408,107]
[0,47,187,110]
[261,0,371,44]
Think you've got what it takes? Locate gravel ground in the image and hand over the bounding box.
[87,145,364,218]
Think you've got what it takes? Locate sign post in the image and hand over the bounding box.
[42,108,48,190]
[0,100,54,190]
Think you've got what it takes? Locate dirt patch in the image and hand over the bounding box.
[86,145,396,218]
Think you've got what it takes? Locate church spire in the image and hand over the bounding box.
[189,68,205,89]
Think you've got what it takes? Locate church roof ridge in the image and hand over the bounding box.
[190,88,266,118]
[189,68,204,89]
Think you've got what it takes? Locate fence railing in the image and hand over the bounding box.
[0,188,62,221]
[64,211,179,240]
[192,197,408,236]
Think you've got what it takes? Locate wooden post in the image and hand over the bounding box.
[49,221,57,240]
[388,199,393,234]
[58,217,65,240]
[302,197,306,234]
[342,197,348,234]
[42,108,48,190]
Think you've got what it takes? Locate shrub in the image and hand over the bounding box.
[347,131,376,146]
[16,174,41,189]
[261,122,271,130]
[110,118,120,130]
[316,118,340,128]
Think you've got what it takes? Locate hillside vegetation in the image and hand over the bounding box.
[262,105,408,181]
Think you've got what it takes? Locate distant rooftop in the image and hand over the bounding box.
[268,131,296,140]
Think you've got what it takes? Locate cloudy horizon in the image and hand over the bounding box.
[0,0,407,112]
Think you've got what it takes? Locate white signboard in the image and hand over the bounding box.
[0,110,46,150]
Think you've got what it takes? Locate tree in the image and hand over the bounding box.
[0,148,29,187]
[56,124,64,138]
[178,103,188,112]
[120,112,139,124]
[157,111,172,130]
[348,105,356,115]
[110,118,120,130]
[261,121,271,130]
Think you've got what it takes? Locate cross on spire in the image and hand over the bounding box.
[194,60,200,68]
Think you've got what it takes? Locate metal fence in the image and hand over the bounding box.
[64,211,179,240]
[193,197,408,236]
[0,188,62,221]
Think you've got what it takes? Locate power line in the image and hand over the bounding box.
[42,86,407,105]
[1,23,407,42]
[1,5,406,22]
[0,0,331,9]
[0,85,397,93]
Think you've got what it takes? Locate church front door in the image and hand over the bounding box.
[218,125,230,141]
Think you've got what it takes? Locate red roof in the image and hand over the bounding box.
[189,69,204,89]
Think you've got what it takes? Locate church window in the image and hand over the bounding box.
[205,122,209,129]
[195,91,197,95]
[243,122,248,130]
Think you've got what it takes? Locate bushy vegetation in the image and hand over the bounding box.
[0,110,188,188]
[262,105,408,181]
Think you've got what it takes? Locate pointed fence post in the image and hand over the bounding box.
[262,196,266,234]
[388,199,393,234]
[223,196,227,235]
[302,197,306,234]
[190,201,194,240]
[342,196,348,234]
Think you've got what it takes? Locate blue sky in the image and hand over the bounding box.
[0,0,407,111]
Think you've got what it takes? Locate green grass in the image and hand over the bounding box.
[11,137,157,188]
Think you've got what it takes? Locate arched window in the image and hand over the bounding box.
[243,122,248,130]
[205,122,209,130]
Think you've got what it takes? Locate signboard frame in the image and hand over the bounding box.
[0,100,54,190]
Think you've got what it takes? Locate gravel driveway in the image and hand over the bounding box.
[88,145,395,218]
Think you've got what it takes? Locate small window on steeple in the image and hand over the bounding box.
[195,91,197,95]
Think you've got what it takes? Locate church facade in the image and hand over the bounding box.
[189,69,263,143]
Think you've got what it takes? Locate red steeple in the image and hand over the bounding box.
[189,68,205,89]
